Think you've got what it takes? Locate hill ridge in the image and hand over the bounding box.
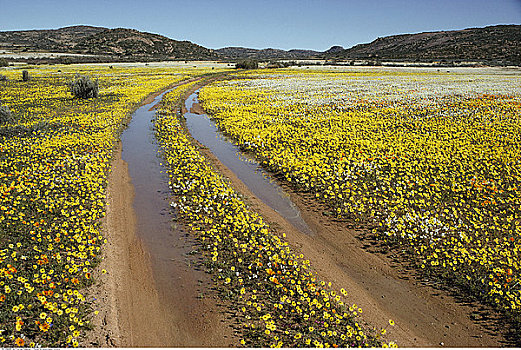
[0,25,217,61]
[326,24,521,65]
[0,24,519,64]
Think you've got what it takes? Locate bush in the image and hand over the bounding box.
[267,61,296,69]
[22,70,30,81]
[69,75,99,99]
[0,120,59,137]
[0,58,8,67]
[0,74,7,81]
[0,105,14,125]
[235,59,258,69]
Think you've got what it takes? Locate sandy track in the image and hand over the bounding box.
[86,144,173,346]
[85,79,237,347]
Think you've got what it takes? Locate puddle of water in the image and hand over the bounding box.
[184,92,313,235]
[121,90,175,244]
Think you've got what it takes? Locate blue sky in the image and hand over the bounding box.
[1,0,520,51]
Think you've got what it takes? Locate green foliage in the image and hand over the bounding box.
[235,59,259,69]
[69,75,99,99]
[0,58,8,67]
[266,61,296,68]
[0,120,62,138]
[0,104,14,125]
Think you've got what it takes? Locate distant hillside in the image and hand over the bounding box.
[1,24,519,65]
[213,25,521,64]
[215,47,320,60]
[0,26,217,61]
[0,26,105,51]
[323,46,345,55]
[73,28,216,60]
[326,25,521,65]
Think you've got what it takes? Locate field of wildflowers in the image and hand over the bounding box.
[155,82,392,347]
[3,64,519,347]
[198,68,521,330]
[0,65,214,347]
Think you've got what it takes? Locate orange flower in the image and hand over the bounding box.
[39,323,50,332]
[15,337,25,346]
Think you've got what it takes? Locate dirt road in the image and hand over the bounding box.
[85,80,237,347]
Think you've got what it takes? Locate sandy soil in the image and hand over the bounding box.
[190,102,206,115]
[85,142,173,346]
[184,87,514,347]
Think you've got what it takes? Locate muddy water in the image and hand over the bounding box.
[184,92,313,235]
[120,90,231,346]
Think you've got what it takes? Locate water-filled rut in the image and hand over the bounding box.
[184,91,313,235]
[114,84,234,346]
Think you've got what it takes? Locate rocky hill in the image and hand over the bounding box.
[0,25,217,61]
[73,28,216,60]
[326,25,521,65]
[0,25,105,51]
